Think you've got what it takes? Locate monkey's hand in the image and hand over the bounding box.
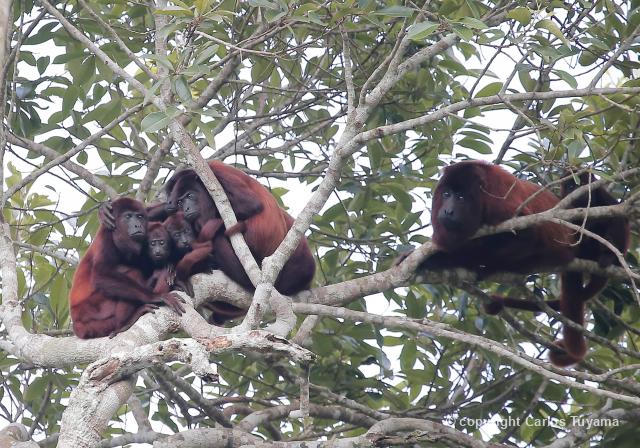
[160,292,187,315]
[98,201,116,230]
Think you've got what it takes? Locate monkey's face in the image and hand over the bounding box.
[117,209,147,241]
[178,190,201,222]
[436,185,482,236]
[148,232,170,265]
[169,223,195,255]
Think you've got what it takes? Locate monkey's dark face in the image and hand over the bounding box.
[436,185,482,237]
[165,198,178,214]
[166,171,199,215]
[168,223,195,255]
[177,189,200,222]
[117,209,147,241]
[148,231,170,265]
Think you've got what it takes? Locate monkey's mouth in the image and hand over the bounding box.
[130,231,146,241]
[439,216,464,231]
[179,243,193,253]
[184,210,199,221]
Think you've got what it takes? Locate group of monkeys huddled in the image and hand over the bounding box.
[69,159,630,367]
[68,161,315,339]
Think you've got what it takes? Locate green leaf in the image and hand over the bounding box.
[535,19,569,46]
[68,56,96,86]
[194,44,219,65]
[144,80,163,106]
[199,120,217,149]
[474,81,502,98]
[373,6,414,17]
[247,0,279,9]
[407,21,439,41]
[195,0,212,14]
[145,54,174,71]
[251,58,273,84]
[457,137,492,154]
[141,111,171,133]
[23,22,57,45]
[552,69,578,89]
[155,5,194,16]
[36,56,50,75]
[460,17,488,29]
[174,76,192,103]
[507,7,532,26]
[83,99,122,126]
[77,150,88,165]
[62,86,79,112]
[452,24,474,41]
[180,65,210,77]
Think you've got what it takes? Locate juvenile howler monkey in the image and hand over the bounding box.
[163,212,247,324]
[146,222,175,294]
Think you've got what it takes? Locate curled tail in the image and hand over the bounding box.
[548,271,606,367]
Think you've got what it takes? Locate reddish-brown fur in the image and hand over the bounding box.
[165,161,315,297]
[70,198,160,338]
[424,161,575,275]
[549,171,630,366]
[164,212,247,324]
[423,161,593,367]
[483,170,631,366]
[146,222,174,294]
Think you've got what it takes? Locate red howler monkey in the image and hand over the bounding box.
[481,170,630,365]
[422,161,588,366]
[69,198,185,339]
[100,201,169,230]
[423,160,575,275]
[146,222,175,294]
[165,161,315,296]
[163,212,248,324]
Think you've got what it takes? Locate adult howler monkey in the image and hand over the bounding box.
[423,160,575,275]
[481,170,630,365]
[165,161,315,296]
[422,161,590,366]
[69,198,185,339]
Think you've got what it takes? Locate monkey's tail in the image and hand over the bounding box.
[548,272,598,367]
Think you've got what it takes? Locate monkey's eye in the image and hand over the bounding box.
[160,241,165,245]
[177,200,183,206]
[442,191,451,198]
[187,193,194,199]
[456,193,464,200]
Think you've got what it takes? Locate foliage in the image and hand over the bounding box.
[1,0,640,446]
